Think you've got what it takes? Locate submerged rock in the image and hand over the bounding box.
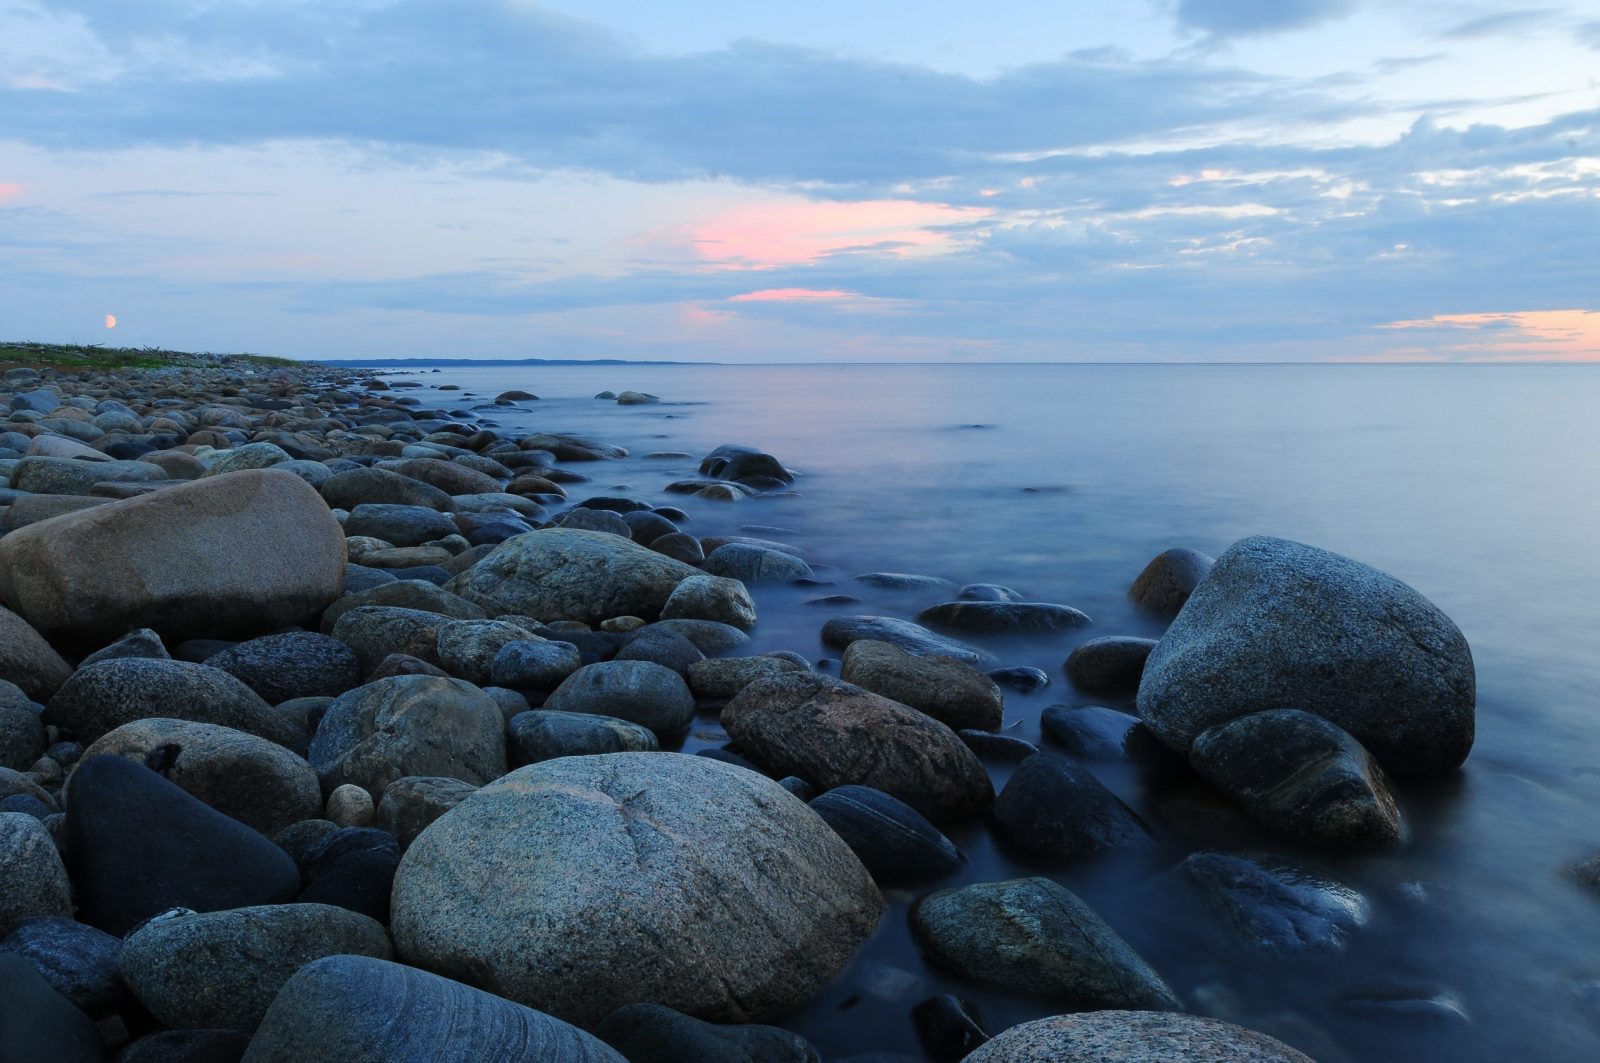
[917,601,1092,634]
[810,785,964,885]
[1179,851,1368,953]
[821,615,997,668]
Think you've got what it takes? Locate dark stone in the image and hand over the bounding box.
[344,504,457,547]
[956,584,1025,603]
[1179,851,1368,953]
[205,632,361,703]
[64,757,301,935]
[820,616,996,668]
[809,785,963,885]
[916,601,1092,634]
[0,915,127,1017]
[958,730,1039,762]
[115,1029,251,1063]
[614,629,705,676]
[697,748,764,773]
[1040,705,1141,761]
[595,1002,818,1063]
[508,710,659,766]
[987,666,1049,692]
[45,658,297,748]
[0,954,102,1063]
[912,995,989,1063]
[297,847,398,924]
[1129,547,1214,614]
[991,753,1150,858]
[1063,636,1157,696]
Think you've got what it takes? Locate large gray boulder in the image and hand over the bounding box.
[448,529,699,625]
[391,753,882,1027]
[120,904,393,1033]
[722,673,993,823]
[310,675,507,798]
[967,1011,1313,1062]
[1136,536,1475,778]
[242,955,624,1062]
[45,659,300,748]
[910,878,1179,1011]
[80,718,321,836]
[0,469,345,643]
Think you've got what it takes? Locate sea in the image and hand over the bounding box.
[370,362,1600,1062]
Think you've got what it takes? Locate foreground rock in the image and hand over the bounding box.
[723,673,994,823]
[391,753,882,1027]
[810,784,963,885]
[1063,636,1157,696]
[992,753,1149,858]
[0,917,126,1017]
[911,878,1180,1011]
[967,1011,1313,1062]
[0,812,71,936]
[1137,536,1475,778]
[839,639,1004,731]
[242,954,624,1062]
[448,529,698,626]
[0,955,101,1063]
[45,657,301,748]
[0,605,71,701]
[121,903,393,1032]
[65,757,300,934]
[1191,709,1402,848]
[596,1003,819,1063]
[0,469,345,643]
[542,661,696,736]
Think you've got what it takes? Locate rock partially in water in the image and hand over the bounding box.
[916,601,1092,634]
[508,709,660,765]
[64,757,301,935]
[1179,851,1368,953]
[0,812,71,937]
[1040,705,1141,761]
[854,572,957,592]
[839,639,1004,731]
[242,954,624,1062]
[687,655,808,703]
[595,1002,820,1063]
[703,543,815,584]
[967,1011,1313,1062]
[1137,536,1475,778]
[1063,636,1157,696]
[958,730,1039,762]
[913,877,1180,1011]
[724,673,994,824]
[543,660,696,736]
[912,994,990,1063]
[987,666,1049,692]
[821,615,997,668]
[1129,547,1216,615]
[810,784,964,885]
[1190,709,1402,849]
[957,583,1026,603]
[991,753,1149,858]
[391,753,882,1027]
[120,903,393,1033]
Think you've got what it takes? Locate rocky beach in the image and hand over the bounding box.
[0,356,1588,1062]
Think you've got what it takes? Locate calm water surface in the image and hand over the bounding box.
[382,363,1600,1062]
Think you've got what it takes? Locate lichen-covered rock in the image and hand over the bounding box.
[391,753,882,1027]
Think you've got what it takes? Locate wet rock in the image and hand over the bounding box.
[967,1011,1312,1062]
[391,753,883,1027]
[698,445,795,486]
[490,639,584,690]
[205,632,361,703]
[0,916,126,1017]
[81,718,321,835]
[596,1002,820,1063]
[375,776,479,850]
[1129,547,1215,614]
[660,573,758,630]
[987,666,1049,692]
[839,640,1004,731]
[241,954,625,1062]
[46,659,299,748]
[613,628,705,676]
[916,601,1092,634]
[810,785,963,885]
[912,995,989,1063]
[723,673,994,824]
[821,615,997,668]
[120,903,393,1033]
[991,753,1149,858]
[615,390,659,405]
[448,529,699,626]
[543,660,696,736]
[553,507,632,537]
[0,605,71,701]
[649,532,704,564]
[911,878,1179,1011]
[0,469,345,644]
[1138,536,1475,778]
[686,656,808,703]
[957,583,1025,603]
[0,812,71,936]
[310,675,507,797]
[1040,705,1141,761]
[1191,709,1402,848]
[64,757,301,935]
[508,709,660,765]
[620,510,679,545]
[0,954,102,1063]
[1063,636,1157,696]
[1179,851,1368,952]
[703,543,815,584]
[958,730,1038,761]
[0,682,45,772]
[855,572,956,592]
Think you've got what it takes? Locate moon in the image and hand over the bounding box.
[104,314,117,329]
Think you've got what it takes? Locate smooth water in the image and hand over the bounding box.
[381,363,1600,1062]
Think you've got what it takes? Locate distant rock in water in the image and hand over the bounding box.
[1137,536,1475,778]
[821,615,997,668]
[917,601,1092,634]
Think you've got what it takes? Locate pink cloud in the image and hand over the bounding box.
[728,288,852,303]
[0,183,24,204]
[1375,309,1600,361]
[678,198,990,270]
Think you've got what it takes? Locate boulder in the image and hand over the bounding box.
[448,529,699,625]
[0,469,345,643]
[702,544,814,584]
[543,660,696,736]
[911,878,1179,1011]
[0,916,126,1017]
[9,455,165,495]
[1129,547,1215,614]
[490,639,584,690]
[0,812,71,937]
[205,631,361,703]
[391,753,882,1027]
[967,1011,1312,1063]
[991,753,1149,858]
[242,954,624,1062]
[1190,709,1402,848]
[916,601,1092,634]
[375,776,479,850]
[330,606,453,674]
[1137,536,1475,778]
[1063,636,1157,696]
[63,757,301,935]
[434,619,539,685]
[120,903,393,1033]
[686,656,807,703]
[839,640,1003,731]
[596,1003,819,1063]
[659,574,758,631]
[309,675,507,798]
[80,718,321,835]
[820,616,996,667]
[343,503,458,547]
[46,659,300,748]
[722,673,993,823]
[320,467,452,511]
[508,710,660,766]
[0,605,71,701]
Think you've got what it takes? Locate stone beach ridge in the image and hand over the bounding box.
[0,358,1505,1061]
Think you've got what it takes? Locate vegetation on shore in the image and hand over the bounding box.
[0,340,299,371]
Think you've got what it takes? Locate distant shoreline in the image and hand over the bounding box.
[322,357,719,367]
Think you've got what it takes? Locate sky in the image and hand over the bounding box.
[2,0,1598,362]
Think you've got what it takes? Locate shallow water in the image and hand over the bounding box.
[381,362,1600,1062]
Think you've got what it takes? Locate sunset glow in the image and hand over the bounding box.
[681,198,990,270]
[728,288,852,303]
[0,182,22,203]
[1378,310,1600,362]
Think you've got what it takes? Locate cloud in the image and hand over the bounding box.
[1578,20,1600,48]
[1439,9,1562,41]
[1374,309,1600,361]
[0,182,23,202]
[1166,0,1359,40]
